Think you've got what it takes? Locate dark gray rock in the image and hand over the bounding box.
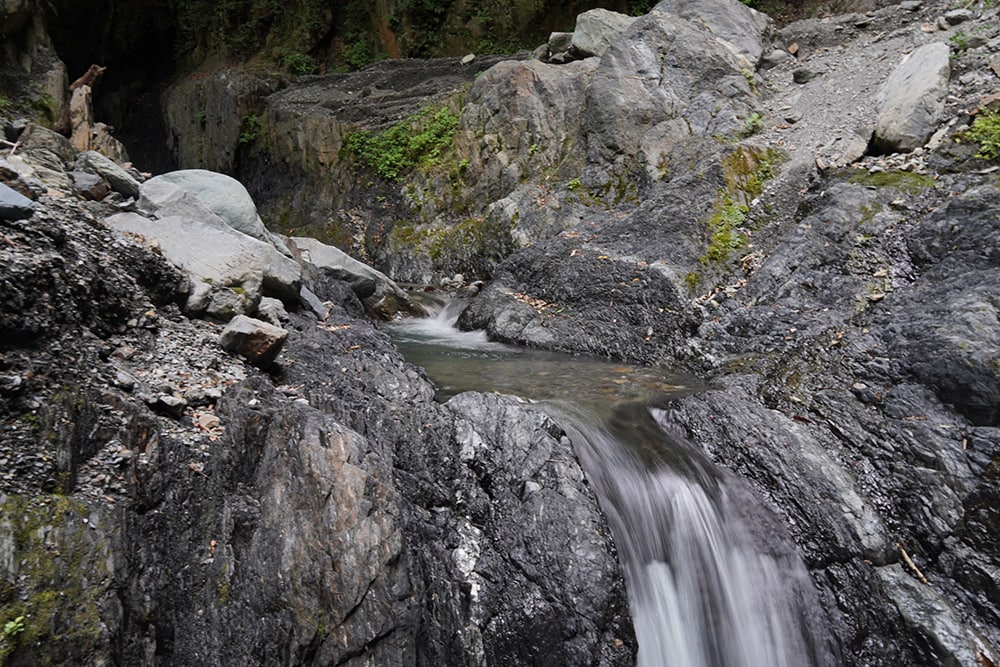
[288,235,422,319]
[0,181,37,220]
[69,169,110,200]
[0,190,636,666]
[75,149,141,197]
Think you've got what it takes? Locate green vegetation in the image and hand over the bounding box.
[961,109,1000,160]
[848,169,936,194]
[389,214,515,279]
[737,112,765,139]
[0,496,107,663]
[345,105,460,181]
[273,49,318,75]
[3,616,25,638]
[698,147,783,268]
[174,0,328,59]
[702,198,751,264]
[949,31,971,50]
[239,113,264,145]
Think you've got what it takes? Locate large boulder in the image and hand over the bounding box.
[288,236,422,320]
[571,9,638,58]
[583,9,760,173]
[106,211,301,320]
[146,169,290,255]
[872,42,950,153]
[458,57,595,204]
[652,0,774,67]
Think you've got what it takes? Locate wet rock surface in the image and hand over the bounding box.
[2,0,1000,664]
[0,170,633,665]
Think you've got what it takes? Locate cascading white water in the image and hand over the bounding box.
[552,403,826,667]
[385,298,831,666]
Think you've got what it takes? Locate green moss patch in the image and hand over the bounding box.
[699,146,783,267]
[0,496,110,664]
[848,170,936,195]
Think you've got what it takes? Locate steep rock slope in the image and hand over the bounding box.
[0,168,633,664]
[450,2,1000,664]
[221,0,999,663]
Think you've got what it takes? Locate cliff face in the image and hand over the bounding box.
[187,0,997,663]
[2,0,999,664]
[0,157,634,664]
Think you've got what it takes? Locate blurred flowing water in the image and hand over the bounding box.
[385,296,830,667]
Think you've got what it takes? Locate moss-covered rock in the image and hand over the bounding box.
[0,496,115,666]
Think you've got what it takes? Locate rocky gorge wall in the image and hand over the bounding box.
[169,0,998,663]
[1,0,999,665]
[0,140,635,664]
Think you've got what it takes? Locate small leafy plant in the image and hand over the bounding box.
[239,113,263,145]
[949,31,970,50]
[963,109,1000,159]
[737,112,764,138]
[3,616,25,638]
[276,51,317,75]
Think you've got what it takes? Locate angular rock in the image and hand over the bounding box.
[547,31,574,61]
[256,296,288,327]
[219,315,288,368]
[90,122,130,164]
[460,57,595,202]
[872,42,950,153]
[17,123,76,172]
[793,67,821,83]
[0,181,37,220]
[288,236,421,319]
[75,150,141,197]
[571,8,638,58]
[69,84,93,153]
[942,8,973,25]
[298,284,328,320]
[584,9,758,170]
[69,170,109,200]
[149,170,289,255]
[653,0,774,67]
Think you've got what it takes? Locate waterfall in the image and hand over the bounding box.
[549,402,828,667]
[385,305,833,666]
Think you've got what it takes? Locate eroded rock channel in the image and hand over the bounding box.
[1,0,999,664]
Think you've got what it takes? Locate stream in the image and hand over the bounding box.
[385,295,830,667]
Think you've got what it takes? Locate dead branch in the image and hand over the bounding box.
[897,541,929,585]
